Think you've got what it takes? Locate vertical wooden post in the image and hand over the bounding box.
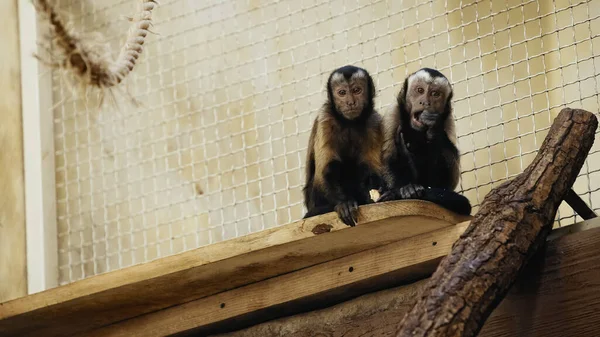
[0,0,27,302]
[18,0,58,294]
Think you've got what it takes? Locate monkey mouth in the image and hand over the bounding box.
[342,108,362,119]
[412,111,424,128]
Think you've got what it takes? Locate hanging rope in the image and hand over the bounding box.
[33,0,157,89]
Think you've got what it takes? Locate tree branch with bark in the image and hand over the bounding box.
[395,108,598,337]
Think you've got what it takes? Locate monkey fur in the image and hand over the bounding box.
[303,65,383,226]
[378,68,471,215]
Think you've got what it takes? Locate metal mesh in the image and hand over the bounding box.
[51,0,600,284]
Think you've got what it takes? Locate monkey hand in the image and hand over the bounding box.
[420,111,439,128]
[334,200,359,227]
[377,184,425,202]
[398,184,425,199]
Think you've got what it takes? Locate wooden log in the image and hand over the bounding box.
[0,200,469,337]
[395,108,598,337]
[216,219,600,337]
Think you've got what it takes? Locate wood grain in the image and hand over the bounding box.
[85,221,471,337]
[0,200,469,337]
[0,0,27,303]
[215,222,600,337]
[395,108,597,337]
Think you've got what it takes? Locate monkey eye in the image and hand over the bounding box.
[417,87,424,94]
[338,89,347,96]
[431,91,440,97]
[352,87,362,94]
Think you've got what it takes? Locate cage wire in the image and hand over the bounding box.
[50,0,600,285]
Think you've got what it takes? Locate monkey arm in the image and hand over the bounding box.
[382,124,420,189]
[426,130,460,190]
[380,150,427,200]
[381,152,415,189]
[381,112,413,186]
[312,119,349,206]
[302,120,320,209]
[321,160,359,226]
[378,127,427,202]
[320,160,357,203]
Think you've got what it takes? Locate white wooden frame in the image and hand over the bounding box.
[18,0,58,294]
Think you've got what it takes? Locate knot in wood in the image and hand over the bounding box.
[312,224,334,235]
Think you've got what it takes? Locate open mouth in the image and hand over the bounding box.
[412,111,424,127]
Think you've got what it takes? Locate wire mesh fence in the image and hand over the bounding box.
[50,0,600,284]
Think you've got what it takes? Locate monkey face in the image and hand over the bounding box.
[329,69,371,120]
[404,70,451,131]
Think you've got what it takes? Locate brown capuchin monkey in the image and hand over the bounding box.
[378,67,471,216]
[302,65,383,226]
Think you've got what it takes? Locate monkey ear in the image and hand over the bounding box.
[326,73,335,103]
[396,77,410,118]
[444,89,454,118]
[368,72,376,100]
[397,77,409,106]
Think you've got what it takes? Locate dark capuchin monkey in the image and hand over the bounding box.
[303,65,383,226]
[378,68,471,216]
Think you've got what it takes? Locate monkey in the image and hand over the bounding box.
[377,67,471,216]
[302,65,383,226]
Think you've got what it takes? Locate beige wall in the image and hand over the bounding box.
[51,0,600,284]
[0,0,27,302]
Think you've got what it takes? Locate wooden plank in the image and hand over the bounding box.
[214,223,600,337]
[216,279,431,337]
[85,221,472,337]
[0,200,470,337]
[479,225,600,337]
[547,216,600,241]
[0,0,27,303]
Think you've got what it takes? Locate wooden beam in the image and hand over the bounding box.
[0,200,469,337]
[547,216,600,240]
[18,0,58,294]
[86,221,472,337]
[564,189,597,220]
[396,108,598,337]
[0,0,27,303]
[214,220,600,337]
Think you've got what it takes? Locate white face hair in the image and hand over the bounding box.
[329,70,369,120]
[330,69,367,86]
[407,69,452,97]
[404,69,453,131]
[407,69,457,143]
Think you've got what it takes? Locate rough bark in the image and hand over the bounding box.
[395,108,598,337]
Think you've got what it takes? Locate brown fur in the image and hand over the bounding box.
[303,65,382,226]
[381,101,459,190]
[376,68,471,215]
[380,68,460,197]
[311,107,383,187]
